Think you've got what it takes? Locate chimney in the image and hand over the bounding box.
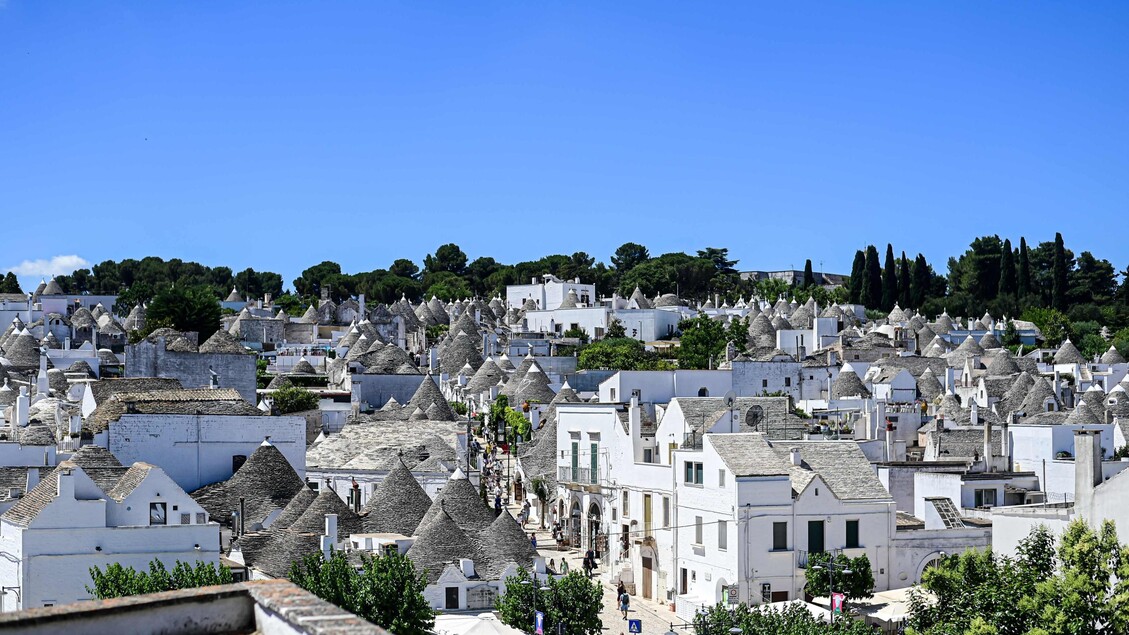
[357,294,365,317]
[239,497,246,537]
[1053,371,1061,407]
[25,467,40,492]
[57,469,74,500]
[325,513,338,543]
[1074,429,1103,515]
[892,439,907,462]
[981,405,992,472]
[15,387,29,427]
[69,414,81,437]
[265,293,272,307]
[64,336,70,350]
[351,481,361,513]
[460,558,476,578]
[790,448,802,466]
[1003,412,1013,471]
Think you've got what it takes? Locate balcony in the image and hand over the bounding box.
[559,466,599,485]
[796,548,842,569]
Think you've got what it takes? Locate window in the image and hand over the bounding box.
[196,512,206,524]
[718,520,728,550]
[761,583,772,603]
[232,455,248,473]
[698,387,709,397]
[975,488,998,508]
[773,522,788,550]
[695,516,703,545]
[643,448,653,463]
[622,491,630,517]
[784,377,791,387]
[149,502,167,526]
[180,513,191,525]
[684,461,703,485]
[718,469,726,487]
[762,379,769,388]
[663,496,670,528]
[846,520,860,549]
[610,388,617,401]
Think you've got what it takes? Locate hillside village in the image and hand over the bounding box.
[0,250,1128,633]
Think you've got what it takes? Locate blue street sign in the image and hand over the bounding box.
[535,611,545,635]
[628,619,642,633]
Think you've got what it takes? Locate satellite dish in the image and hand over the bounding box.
[723,390,737,409]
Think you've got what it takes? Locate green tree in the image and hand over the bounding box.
[389,258,420,280]
[999,238,1017,295]
[423,243,468,277]
[1018,237,1032,299]
[424,271,472,301]
[694,599,873,635]
[803,259,815,288]
[1070,251,1116,305]
[847,250,866,305]
[0,272,21,294]
[898,252,912,308]
[1052,232,1068,310]
[1021,307,1073,346]
[911,253,931,309]
[88,559,233,599]
[272,385,319,414]
[804,552,875,601]
[293,260,343,298]
[606,318,626,339]
[881,244,898,311]
[289,549,434,635]
[577,338,671,371]
[862,245,881,309]
[496,567,602,635]
[611,242,650,274]
[676,314,730,370]
[146,284,222,341]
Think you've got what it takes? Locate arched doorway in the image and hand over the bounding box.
[640,542,657,600]
[587,502,602,557]
[569,500,582,548]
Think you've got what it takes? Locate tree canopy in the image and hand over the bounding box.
[88,559,233,599]
[495,567,603,635]
[145,284,222,342]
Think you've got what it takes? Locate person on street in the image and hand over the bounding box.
[619,588,630,619]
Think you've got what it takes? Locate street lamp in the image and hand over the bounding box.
[811,561,852,622]
[521,579,552,634]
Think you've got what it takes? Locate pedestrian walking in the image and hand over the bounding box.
[530,533,537,549]
[619,588,630,619]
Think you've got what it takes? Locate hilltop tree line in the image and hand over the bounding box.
[28,235,1129,341]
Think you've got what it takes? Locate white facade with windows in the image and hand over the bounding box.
[0,463,219,611]
[506,277,596,312]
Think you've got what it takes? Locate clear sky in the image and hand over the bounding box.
[2,2,1127,290]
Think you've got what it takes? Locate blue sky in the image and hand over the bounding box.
[2,2,1127,290]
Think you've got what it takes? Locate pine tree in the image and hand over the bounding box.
[847,250,866,304]
[1052,232,1068,310]
[998,238,1017,295]
[0,273,20,294]
[881,244,897,311]
[1018,237,1031,299]
[862,245,882,309]
[898,252,911,308]
[911,254,930,308]
[802,259,815,288]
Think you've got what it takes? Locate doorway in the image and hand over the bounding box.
[642,556,654,600]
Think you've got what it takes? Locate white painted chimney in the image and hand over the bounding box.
[15,387,29,427]
[57,469,74,500]
[790,448,802,466]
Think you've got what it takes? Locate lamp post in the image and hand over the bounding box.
[811,560,852,622]
[521,579,551,634]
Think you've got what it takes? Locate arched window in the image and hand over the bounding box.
[697,387,709,397]
[745,406,763,430]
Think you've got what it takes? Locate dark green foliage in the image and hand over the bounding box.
[847,250,866,305]
[804,552,875,601]
[676,314,748,370]
[289,549,434,635]
[562,326,589,343]
[1018,237,1031,299]
[694,598,873,635]
[145,285,222,342]
[577,338,671,371]
[605,318,626,339]
[234,267,284,299]
[898,252,911,308]
[496,567,602,635]
[423,243,469,277]
[1052,232,1068,310]
[0,272,21,294]
[87,559,233,599]
[611,242,651,273]
[272,384,319,414]
[881,244,898,311]
[862,245,881,309]
[906,520,1129,635]
[1020,307,1073,346]
[999,239,1017,296]
[803,259,815,288]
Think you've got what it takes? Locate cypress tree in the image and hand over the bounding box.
[862,245,882,309]
[898,252,911,308]
[848,250,866,304]
[881,244,898,311]
[998,238,1017,295]
[1052,232,1068,310]
[912,254,930,308]
[803,259,815,288]
[1017,237,1031,299]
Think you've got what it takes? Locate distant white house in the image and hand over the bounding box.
[0,452,218,611]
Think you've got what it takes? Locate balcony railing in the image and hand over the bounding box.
[797,548,842,569]
[558,466,599,485]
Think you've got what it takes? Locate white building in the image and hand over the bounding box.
[0,449,218,611]
[506,276,596,312]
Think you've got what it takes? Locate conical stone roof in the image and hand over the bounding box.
[417,468,495,534]
[977,331,1001,349]
[916,367,943,402]
[985,351,1020,376]
[288,489,364,539]
[1053,339,1086,365]
[407,505,481,583]
[1100,346,1126,365]
[361,457,432,536]
[831,365,871,400]
[440,332,484,376]
[271,485,318,530]
[407,375,455,420]
[478,511,538,577]
[191,441,304,528]
[466,358,505,395]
